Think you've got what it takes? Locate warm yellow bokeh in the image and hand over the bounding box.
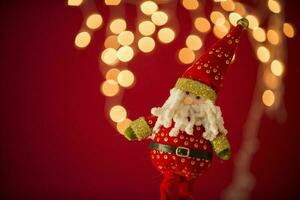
[271,60,284,76]
[117,31,134,46]
[101,48,118,65]
[110,19,127,34]
[110,105,127,122]
[252,27,266,42]
[140,1,158,15]
[256,46,270,63]
[117,46,134,62]
[68,0,83,6]
[105,0,121,5]
[268,0,281,14]
[104,35,120,49]
[138,37,155,53]
[228,12,241,26]
[117,118,132,135]
[262,90,275,107]
[194,17,211,33]
[210,11,225,25]
[234,2,246,15]
[246,15,259,30]
[213,24,229,39]
[86,13,103,29]
[117,70,135,87]
[105,68,120,81]
[263,71,279,89]
[182,0,199,10]
[158,28,175,44]
[101,80,119,97]
[283,23,295,38]
[220,0,235,12]
[178,48,195,64]
[138,21,156,36]
[186,35,202,51]
[75,31,91,48]
[151,11,168,26]
[267,29,279,45]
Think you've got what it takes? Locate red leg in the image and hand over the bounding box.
[178,177,196,200]
[160,172,181,200]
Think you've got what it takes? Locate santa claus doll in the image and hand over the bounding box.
[123,18,249,200]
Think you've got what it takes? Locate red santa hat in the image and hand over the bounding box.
[175,18,249,102]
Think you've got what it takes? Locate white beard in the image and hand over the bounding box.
[150,88,227,141]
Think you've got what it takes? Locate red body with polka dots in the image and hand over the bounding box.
[146,116,213,179]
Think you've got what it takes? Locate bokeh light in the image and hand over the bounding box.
[210,11,225,25]
[186,35,202,51]
[104,35,120,49]
[105,68,120,81]
[101,80,119,97]
[138,21,156,36]
[178,48,195,64]
[140,1,158,15]
[283,23,295,38]
[117,118,132,134]
[86,13,103,30]
[110,18,127,34]
[267,0,281,14]
[263,71,279,89]
[267,29,279,45]
[110,105,127,122]
[151,11,168,26]
[220,0,235,12]
[105,0,121,5]
[257,46,270,63]
[117,31,134,46]
[271,60,284,76]
[262,90,275,107]
[213,24,229,39]
[75,31,91,48]
[68,0,83,6]
[117,70,135,87]
[138,37,155,53]
[117,46,134,62]
[158,28,175,43]
[101,48,118,65]
[252,27,266,42]
[234,2,246,15]
[182,0,199,10]
[246,15,259,30]
[229,12,241,26]
[194,17,211,33]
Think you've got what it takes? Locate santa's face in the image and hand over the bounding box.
[151,88,227,141]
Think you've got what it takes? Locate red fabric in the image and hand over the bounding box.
[182,24,245,92]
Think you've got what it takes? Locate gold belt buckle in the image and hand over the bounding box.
[175,146,190,157]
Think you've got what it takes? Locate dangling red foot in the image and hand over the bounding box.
[178,176,196,200]
[160,172,181,200]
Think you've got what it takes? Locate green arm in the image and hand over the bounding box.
[124,117,152,141]
[211,133,231,160]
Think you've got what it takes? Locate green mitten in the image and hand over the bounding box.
[124,126,138,141]
[211,134,231,160]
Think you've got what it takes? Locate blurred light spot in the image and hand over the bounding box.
[101,48,118,65]
[138,37,155,53]
[210,11,225,25]
[110,19,127,34]
[213,24,229,38]
[138,21,156,36]
[182,0,199,10]
[117,46,134,62]
[194,17,211,33]
[252,27,266,42]
[110,105,127,122]
[186,35,202,51]
[246,15,259,30]
[267,29,279,45]
[140,1,158,15]
[101,80,119,97]
[75,31,91,48]
[68,0,83,6]
[228,12,241,26]
[104,35,120,49]
[105,0,121,5]
[86,14,103,30]
[257,46,270,63]
[231,53,236,63]
[271,60,284,76]
[234,2,246,15]
[220,0,235,12]
[117,69,135,87]
[117,118,132,135]
[151,11,168,26]
[263,71,280,89]
[117,31,134,46]
[262,90,275,107]
[105,68,120,81]
[268,0,281,13]
[283,23,295,38]
[178,48,195,64]
[158,28,175,43]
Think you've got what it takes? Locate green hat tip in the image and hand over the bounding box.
[237,18,249,29]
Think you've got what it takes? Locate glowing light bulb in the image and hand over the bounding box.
[246,15,259,30]
[110,105,127,122]
[105,68,120,81]
[75,31,91,48]
[110,18,127,34]
[194,17,211,33]
[257,46,270,63]
[182,0,199,10]
[283,23,295,38]
[105,0,121,5]
[267,29,279,45]
[151,11,168,26]
[117,70,135,87]
[86,13,103,30]
[101,48,118,65]
[117,118,132,135]
[271,60,284,76]
[138,37,155,53]
[117,46,134,62]
[104,35,120,49]
[262,90,275,107]
[252,27,266,42]
[68,0,83,6]
[138,21,156,36]
[186,35,202,51]
[228,12,241,26]
[117,31,134,46]
[140,1,158,15]
[101,80,119,97]
[220,0,235,12]
[158,28,175,43]
[178,48,195,64]
[268,0,281,13]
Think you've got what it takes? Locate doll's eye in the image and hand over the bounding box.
[196,96,201,99]
[185,91,190,95]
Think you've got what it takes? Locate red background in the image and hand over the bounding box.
[1,1,300,199]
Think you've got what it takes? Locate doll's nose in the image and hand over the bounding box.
[183,96,194,105]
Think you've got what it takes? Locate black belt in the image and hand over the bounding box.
[149,141,212,160]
